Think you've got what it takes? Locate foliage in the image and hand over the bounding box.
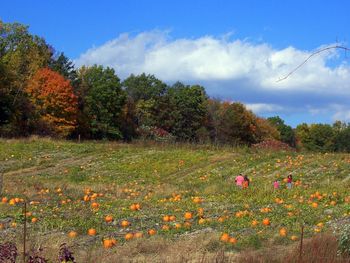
[0,242,17,263]
[58,243,76,263]
[333,121,350,152]
[27,247,48,263]
[26,68,78,137]
[253,117,280,142]
[337,224,350,256]
[123,73,167,102]
[296,123,335,152]
[216,102,256,145]
[155,82,208,141]
[0,20,52,136]
[267,116,296,147]
[49,52,78,87]
[76,65,126,139]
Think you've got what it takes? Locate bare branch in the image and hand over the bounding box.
[277,45,350,82]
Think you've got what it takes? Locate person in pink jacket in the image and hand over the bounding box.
[235,174,245,188]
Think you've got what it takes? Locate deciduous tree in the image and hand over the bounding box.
[26,68,77,137]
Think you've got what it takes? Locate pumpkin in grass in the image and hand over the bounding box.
[148,229,156,236]
[68,231,77,238]
[125,233,134,241]
[103,239,115,248]
[279,228,287,237]
[130,203,141,211]
[262,218,270,226]
[229,237,237,244]
[162,225,170,231]
[220,233,230,242]
[31,217,38,223]
[134,232,143,238]
[1,197,8,203]
[88,228,97,236]
[251,220,259,227]
[192,197,202,204]
[198,218,206,224]
[290,235,298,241]
[105,215,113,223]
[184,212,192,220]
[91,202,99,209]
[163,215,170,222]
[121,220,130,227]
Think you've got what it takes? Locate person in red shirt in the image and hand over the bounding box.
[287,174,293,189]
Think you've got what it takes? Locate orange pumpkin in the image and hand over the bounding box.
[103,239,114,248]
[229,237,237,244]
[125,233,134,240]
[220,233,230,242]
[1,197,8,203]
[175,223,182,229]
[184,212,192,220]
[163,215,170,222]
[105,215,113,223]
[251,220,259,227]
[162,225,170,231]
[134,232,143,238]
[198,218,206,224]
[31,217,38,223]
[290,235,298,241]
[311,202,318,208]
[91,202,99,209]
[121,220,130,227]
[88,228,97,236]
[148,229,156,236]
[193,197,202,204]
[262,218,270,226]
[68,231,77,238]
[279,228,287,237]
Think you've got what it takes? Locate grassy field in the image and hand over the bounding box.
[1,138,350,262]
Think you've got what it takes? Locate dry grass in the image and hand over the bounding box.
[236,233,350,263]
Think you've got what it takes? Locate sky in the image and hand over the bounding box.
[1,0,350,127]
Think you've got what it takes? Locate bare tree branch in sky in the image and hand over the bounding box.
[277,45,350,82]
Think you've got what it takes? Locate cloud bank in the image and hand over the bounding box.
[75,31,350,125]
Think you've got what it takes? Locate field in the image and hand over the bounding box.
[1,138,350,262]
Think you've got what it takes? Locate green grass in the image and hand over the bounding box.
[1,138,350,254]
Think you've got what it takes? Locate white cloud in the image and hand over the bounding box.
[245,103,284,114]
[75,30,350,95]
[74,31,350,123]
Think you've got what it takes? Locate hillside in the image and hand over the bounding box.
[1,138,350,262]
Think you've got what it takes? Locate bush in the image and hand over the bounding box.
[338,224,350,256]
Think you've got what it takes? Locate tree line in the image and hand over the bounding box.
[1,21,349,152]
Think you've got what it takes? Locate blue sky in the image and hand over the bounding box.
[2,0,350,127]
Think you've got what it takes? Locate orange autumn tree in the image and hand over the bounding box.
[26,68,78,137]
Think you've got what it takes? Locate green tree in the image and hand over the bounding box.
[298,123,335,152]
[267,116,296,147]
[123,73,167,101]
[155,82,208,141]
[333,121,350,152]
[49,52,78,87]
[0,20,52,136]
[76,65,126,139]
